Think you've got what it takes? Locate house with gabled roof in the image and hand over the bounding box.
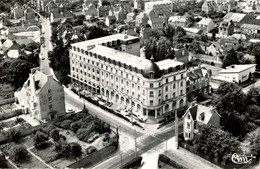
[183,103,221,140]
[219,20,234,36]
[15,67,66,121]
[105,15,116,27]
[197,18,214,33]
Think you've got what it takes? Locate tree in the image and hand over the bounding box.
[1,58,37,87]
[33,131,49,149]
[223,48,239,68]
[8,145,30,163]
[251,43,260,70]
[68,142,82,157]
[188,40,204,54]
[213,82,246,114]
[144,36,175,62]
[0,153,7,168]
[6,129,21,143]
[246,105,260,120]
[50,129,60,141]
[102,0,110,6]
[163,24,175,41]
[150,29,164,39]
[246,87,260,106]
[193,125,240,163]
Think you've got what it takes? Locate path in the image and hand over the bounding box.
[27,147,54,169]
[166,137,222,169]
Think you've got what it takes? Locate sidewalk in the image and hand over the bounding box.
[166,137,222,169]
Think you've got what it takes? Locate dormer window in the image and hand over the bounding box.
[149,72,155,78]
[200,113,205,121]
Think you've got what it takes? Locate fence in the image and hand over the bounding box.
[67,145,117,168]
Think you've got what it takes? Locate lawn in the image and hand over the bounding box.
[30,141,60,163]
[0,83,16,99]
[15,153,48,169]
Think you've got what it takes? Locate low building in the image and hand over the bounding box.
[202,0,216,14]
[174,47,189,64]
[217,64,256,83]
[240,24,260,35]
[219,20,234,36]
[11,3,24,19]
[197,18,214,34]
[82,3,98,16]
[206,41,224,56]
[15,67,66,121]
[147,10,164,30]
[186,67,210,102]
[105,15,116,27]
[183,103,221,140]
[168,16,187,27]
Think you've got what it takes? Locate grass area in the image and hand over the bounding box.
[15,153,48,168]
[30,142,60,163]
[0,83,16,99]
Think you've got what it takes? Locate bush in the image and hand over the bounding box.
[8,145,30,163]
[55,120,72,129]
[68,142,82,157]
[70,122,81,133]
[76,128,91,141]
[50,129,60,141]
[6,129,21,143]
[34,131,49,149]
[42,125,56,135]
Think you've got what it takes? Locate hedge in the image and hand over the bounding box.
[158,154,187,169]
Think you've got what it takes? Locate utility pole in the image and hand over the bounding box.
[165,139,168,156]
[120,154,123,167]
[135,129,137,157]
[174,111,179,150]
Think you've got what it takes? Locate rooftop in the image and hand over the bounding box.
[71,34,138,48]
[220,64,256,73]
[145,0,172,5]
[197,18,213,25]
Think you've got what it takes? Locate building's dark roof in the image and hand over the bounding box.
[189,105,198,120]
[142,57,162,79]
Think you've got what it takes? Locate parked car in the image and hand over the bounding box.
[86,146,97,155]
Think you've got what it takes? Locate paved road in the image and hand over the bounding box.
[92,123,183,169]
[39,19,52,75]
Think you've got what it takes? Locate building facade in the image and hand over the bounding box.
[15,67,66,122]
[219,20,234,36]
[144,0,173,16]
[218,64,256,83]
[69,34,187,122]
[186,67,210,102]
[183,103,220,140]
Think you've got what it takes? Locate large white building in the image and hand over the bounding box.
[144,0,173,16]
[69,34,187,122]
[218,64,256,83]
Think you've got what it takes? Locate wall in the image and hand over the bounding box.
[67,145,117,168]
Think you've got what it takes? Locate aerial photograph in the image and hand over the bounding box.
[0,0,259,168]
